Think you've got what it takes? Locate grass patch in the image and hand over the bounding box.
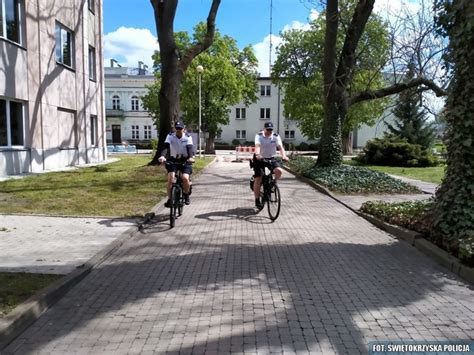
[361,165,445,184]
[288,156,420,194]
[0,272,63,318]
[0,155,214,217]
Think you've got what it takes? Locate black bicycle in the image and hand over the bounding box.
[165,161,190,228]
[250,158,281,221]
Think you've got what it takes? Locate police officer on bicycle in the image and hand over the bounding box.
[158,121,195,207]
[252,122,289,209]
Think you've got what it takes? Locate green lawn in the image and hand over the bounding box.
[0,272,63,318]
[364,165,445,184]
[0,155,214,217]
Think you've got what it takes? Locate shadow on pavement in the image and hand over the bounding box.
[4,238,470,354]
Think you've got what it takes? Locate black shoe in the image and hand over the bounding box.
[164,199,172,208]
[184,194,190,205]
[255,198,263,210]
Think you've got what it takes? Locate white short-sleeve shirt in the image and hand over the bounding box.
[165,132,193,158]
[255,132,282,158]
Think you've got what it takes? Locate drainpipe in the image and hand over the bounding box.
[36,0,45,172]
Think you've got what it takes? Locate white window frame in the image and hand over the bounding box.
[88,0,95,13]
[260,108,271,120]
[88,46,96,81]
[112,95,120,110]
[90,115,97,146]
[0,98,25,148]
[132,125,139,140]
[236,130,246,140]
[55,21,74,68]
[260,85,271,96]
[236,107,246,120]
[143,125,152,140]
[131,96,139,111]
[285,130,295,139]
[0,0,22,45]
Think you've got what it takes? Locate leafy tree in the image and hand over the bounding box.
[387,62,436,150]
[149,0,221,164]
[431,0,474,264]
[317,0,447,167]
[143,24,258,153]
[272,3,389,154]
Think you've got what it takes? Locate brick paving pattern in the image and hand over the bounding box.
[4,159,474,354]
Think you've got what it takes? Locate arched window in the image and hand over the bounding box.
[131,96,139,111]
[112,95,120,110]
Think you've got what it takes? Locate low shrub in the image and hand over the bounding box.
[360,199,433,233]
[287,156,420,194]
[356,135,439,167]
[360,199,473,267]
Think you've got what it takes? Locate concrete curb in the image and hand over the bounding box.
[282,165,474,285]
[0,156,219,350]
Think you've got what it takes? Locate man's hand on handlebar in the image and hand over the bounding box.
[158,156,166,163]
[282,156,290,162]
[187,157,195,164]
[255,154,262,160]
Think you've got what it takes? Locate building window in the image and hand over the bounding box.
[132,125,139,139]
[285,130,295,139]
[144,125,151,140]
[260,108,271,119]
[236,107,246,119]
[55,22,74,68]
[112,95,120,110]
[0,99,24,147]
[131,96,139,111]
[90,115,97,146]
[0,0,21,44]
[88,46,96,81]
[236,130,246,139]
[88,0,95,13]
[260,85,271,96]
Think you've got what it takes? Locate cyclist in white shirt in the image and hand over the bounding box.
[158,121,195,207]
[252,122,289,209]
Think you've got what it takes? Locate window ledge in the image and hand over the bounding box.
[0,37,26,50]
[0,147,29,152]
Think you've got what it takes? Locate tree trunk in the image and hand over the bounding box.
[149,0,221,165]
[431,0,474,263]
[342,131,353,155]
[205,134,215,154]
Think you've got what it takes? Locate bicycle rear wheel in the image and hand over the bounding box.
[267,183,281,221]
[170,186,180,228]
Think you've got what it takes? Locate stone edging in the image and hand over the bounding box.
[282,165,474,285]
[0,155,219,350]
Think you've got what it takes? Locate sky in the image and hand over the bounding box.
[102,0,421,77]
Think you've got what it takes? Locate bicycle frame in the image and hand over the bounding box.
[166,161,187,228]
[256,158,281,221]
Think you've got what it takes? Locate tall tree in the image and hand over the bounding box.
[150,0,221,164]
[317,0,447,166]
[388,62,436,150]
[431,0,474,262]
[143,24,259,154]
[272,2,390,154]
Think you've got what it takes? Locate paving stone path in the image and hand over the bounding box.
[4,159,473,354]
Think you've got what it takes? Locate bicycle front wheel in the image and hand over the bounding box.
[170,186,180,228]
[267,183,281,221]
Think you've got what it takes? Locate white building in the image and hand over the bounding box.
[1,0,106,176]
[104,63,157,145]
[218,78,312,147]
